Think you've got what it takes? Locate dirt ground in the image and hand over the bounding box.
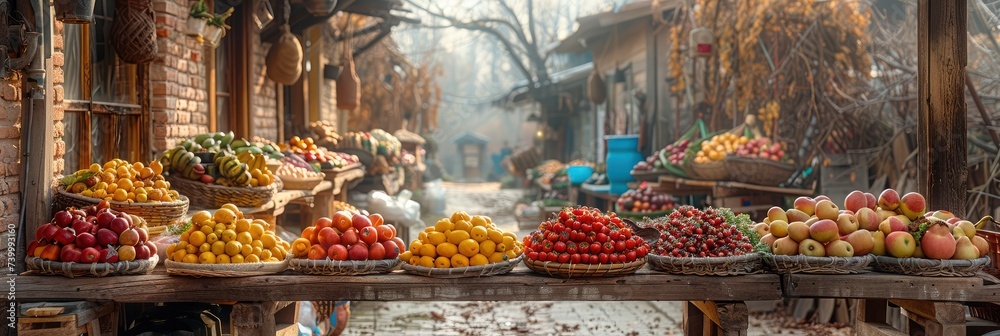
[344,182,854,336]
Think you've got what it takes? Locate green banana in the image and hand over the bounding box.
[192,133,212,144]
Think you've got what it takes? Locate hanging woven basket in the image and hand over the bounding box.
[588,68,607,104]
[336,53,360,110]
[110,0,158,64]
[265,24,303,85]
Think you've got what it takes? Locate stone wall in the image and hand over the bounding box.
[152,0,210,153]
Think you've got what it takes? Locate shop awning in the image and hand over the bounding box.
[506,62,594,104]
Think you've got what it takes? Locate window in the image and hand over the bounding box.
[62,0,147,173]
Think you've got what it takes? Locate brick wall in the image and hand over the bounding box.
[52,21,66,177]
[152,0,210,153]
[0,68,20,232]
[252,34,278,141]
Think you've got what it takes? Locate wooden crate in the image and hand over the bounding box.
[18,302,117,336]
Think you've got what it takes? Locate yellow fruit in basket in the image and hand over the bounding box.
[231,254,244,263]
[153,180,167,189]
[136,193,148,203]
[199,243,211,253]
[399,251,413,261]
[234,219,250,233]
[198,225,212,236]
[139,167,154,179]
[241,244,253,257]
[206,233,219,244]
[506,250,518,260]
[176,241,189,251]
[434,219,452,232]
[487,229,504,244]
[211,241,226,255]
[166,244,176,256]
[191,211,211,225]
[448,230,471,245]
[185,244,198,254]
[150,161,163,175]
[259,174,272,186]
[251,240,263,250]
[214,209,237,224]
[89,163,102,173]
[81,190,94,198]
[182,253,199,263]
[199,251,216,264]
[479,241,496,256]
[260,234,277,249]
[236,232,253,245]
[427,231,446,245]
[245,254,260,263]
[502,236,515,248]
[221,229,237,243]
[488,252,507,263]
[471,216,488,227]
[418,256,435,268]
[409,240,422,254]
[270,247,285,260]
[454,220,472,232]
[260,249,272,260]
[216,254,230,264]
[436,242,458,258]
[418,243,437,258]
[248,224,265,240]
[470,226,488,242]
[292,238,311,257]
[423,226,435,233]
[225,241,242,256]
[435,256,451,268]
[252,246,263,256]
[451,254,469,268]
[459,239,479,257]
[495,243,507,253]
[188,231,206,246]
[112,189,127,202]
[172,250,186,262]
[417,231,428,243]
[470,254,488,266]
[450,211,471,223]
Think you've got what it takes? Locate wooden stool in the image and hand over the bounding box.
[18,302,117,336]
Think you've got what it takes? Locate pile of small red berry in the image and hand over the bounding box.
[523,206,650,264]
[644,205,754,258]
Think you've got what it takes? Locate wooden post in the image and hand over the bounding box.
[917,0,968,217]
[686,301,748,336]
[20,60,55,273]
[892,299,966,336]
[231,302,277,336]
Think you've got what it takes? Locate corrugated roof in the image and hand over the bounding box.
[554,0,680,54]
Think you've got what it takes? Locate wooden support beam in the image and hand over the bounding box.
[891,299,966,336]
[917,0,968,217]
[686,301,749,336]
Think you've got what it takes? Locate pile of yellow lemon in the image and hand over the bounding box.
[694,133,749,163]
[166,204,290,264]
[402,211,523,268]
[68,159,179,203]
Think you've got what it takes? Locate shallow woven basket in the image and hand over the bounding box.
[54,189,189,227]
[524,258,645,278]
[724,156,796,186]
[647,253,763,276]
[279,175,325,190]
[689,161,730,181]
[167,175,281,208]
[762,254,873,274]
[289,258,401,276]
[873,256,991,277]
[25,255,158,278]
[400,255,523,278]
[165,257,289,277]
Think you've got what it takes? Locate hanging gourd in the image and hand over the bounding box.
[110,0,157,64]
[336,18,360,110]
[587,68,606,104]
[265,0,303,85]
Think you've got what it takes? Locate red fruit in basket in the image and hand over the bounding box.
[102,246,119,263]
[109,217,129,234]
[38,244,59,260]
[96,228,118,246]
[588,242,600,254]
[75,232,97,248]
[53,210,73,227]
[541,241,553,252]
[359,227,378,246]
[96,212,115,230]
[570,254,581,264]
[602,242,615,254]
[54,228,77,245]
[368,214,384,227]
[134,244,151,260]
[598,253,609,264]
[136,227,149,244]
[36,223,58,241]
[376,225,394,242]
[79,247,100,263]
[199,174,215,184]
[60,244,81,262]
[553,241,566,253]
[348,243,369,261]
[341,229,359,246]
[368,241,386,260]
[327,244,348,261]
[315,217,334,229]
[381,241,399,259]
[566,242,578,254]
[615,240,626,252]
[118,212,134,228]
[317,227,340,247]
[557,253,570,263]
[71,218,93,235]
[118,229,140,246]
[308,244,327,260]
[351,213,372,231]
[332,211,353,232]
[146,241,157,257]
[390,237,406,253]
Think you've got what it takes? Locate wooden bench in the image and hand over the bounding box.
[18,301,117,336]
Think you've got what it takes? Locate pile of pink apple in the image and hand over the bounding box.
[29,200,156,263]
[757,189,988,260]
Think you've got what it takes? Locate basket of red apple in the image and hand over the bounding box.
[757,193,877,274]
[642,206,763,276]
[26,202,158,278]
[851,190,991,276]
[288,211,404,275]
[614,182,676,221]
[723,138,795,186]
[523,207,649,278]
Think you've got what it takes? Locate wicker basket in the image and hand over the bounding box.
[689,161,730,181]
[647,253,763,276]
[762,254,873,274]
[167,175,281,208]
[289,258,401,276]
[110,0,157,64]
[524,258,645,278]
[25,255,158,278]
[54,189,189,227]
[724,156,796,186]
[165,257,289,277]
[400,256,523,278]
[279,175,324,190]
[872,256,991,277]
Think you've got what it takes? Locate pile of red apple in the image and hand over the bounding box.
[616,182,677,213]
[523,207,649,264]
[633,140,690,172]
[645,206,755,258]
[292,211,405,262]
[734,138,784,161]
[29,201,156,264]
[758,189,988,260]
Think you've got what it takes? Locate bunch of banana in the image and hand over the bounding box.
[230,139,284,160]
[180,131,236,153]
[213,152,275,187]
[160,146,202,180]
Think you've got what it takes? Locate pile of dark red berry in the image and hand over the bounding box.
[523,206,650,264]
[644,205,754,258]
